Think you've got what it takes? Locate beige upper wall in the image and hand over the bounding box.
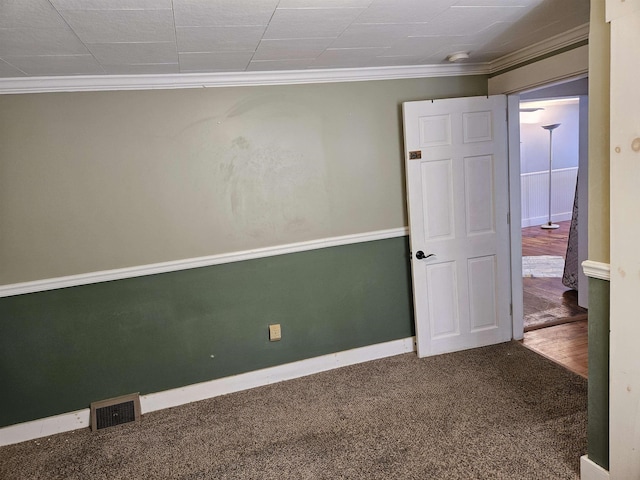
[588,0,610,263]
[0,76,487,284]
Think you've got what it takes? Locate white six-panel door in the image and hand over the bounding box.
[403,95,512,357]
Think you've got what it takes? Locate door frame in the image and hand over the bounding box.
[505,77,589,341]
[507,95,524,340]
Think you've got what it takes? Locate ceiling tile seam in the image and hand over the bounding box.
[242,28,270,71]
[2,54,96,58]
[169,0,181,73]
[175,23,270,28]
[0,58,29,76]
[106,63,180,67]
[326,47,392,52]
[323,6,374,54]
[178,50,256,55]
[53,8,172,12]
[45,0,108,75]
[351,22,430,26]
[246,3,283,70]
[86,41,177,45]
[250,58,316,63]
[259,36,337,41]
[449,5,526,9]
[274,7,366,11]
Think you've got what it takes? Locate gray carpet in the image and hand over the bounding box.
[0,342,587,480]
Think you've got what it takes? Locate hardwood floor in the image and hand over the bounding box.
[520,220,588,378]
[522,320,588,378]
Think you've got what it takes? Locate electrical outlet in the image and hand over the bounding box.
[269,324,281,341]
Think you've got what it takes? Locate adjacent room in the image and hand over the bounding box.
[517,79,590,378]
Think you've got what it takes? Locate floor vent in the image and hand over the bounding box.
[90,393,141,431]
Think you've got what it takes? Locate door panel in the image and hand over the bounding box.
[403,95,511,357]
[421,159,454,240]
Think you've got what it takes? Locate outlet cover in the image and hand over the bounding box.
[269,324,281,341]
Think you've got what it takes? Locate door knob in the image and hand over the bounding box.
[415,251,434,260]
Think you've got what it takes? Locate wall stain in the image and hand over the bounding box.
[231,136,250,150]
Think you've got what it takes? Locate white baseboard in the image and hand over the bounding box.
[520,212,573,228]
[581,455,610,480]
[0,336,415,447]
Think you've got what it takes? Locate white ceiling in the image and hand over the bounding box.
[0,0,590,79]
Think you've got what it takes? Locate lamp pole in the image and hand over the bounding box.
[541,123,561,229]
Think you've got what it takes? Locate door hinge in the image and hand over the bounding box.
[507,212,510,225]
[509,303,513,316]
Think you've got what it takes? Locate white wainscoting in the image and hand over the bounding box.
[520,167,578,227]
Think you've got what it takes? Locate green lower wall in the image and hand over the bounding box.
[0,237,414,428]
[588,277,610,469]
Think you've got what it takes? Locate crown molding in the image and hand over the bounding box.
[0,63,488,95]
[489,23,590,75]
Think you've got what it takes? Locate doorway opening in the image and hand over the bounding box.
[511,80,589,377]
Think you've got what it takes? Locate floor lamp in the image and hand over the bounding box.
[541,123,561,229]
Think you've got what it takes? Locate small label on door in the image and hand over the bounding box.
[409,150,422,160]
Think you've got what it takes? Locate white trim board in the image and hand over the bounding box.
[0,336,416,447]
[581,455,610,480]
[0,227,408,298]
[582,261,611,281]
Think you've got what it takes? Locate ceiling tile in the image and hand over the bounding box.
[454,0,538,5]
[278,0,372,6]
[0,27,89,56]
[423,6,527,36]
[0,0,68,29]
[369,0,454,5]
[179,52,254,72]
[87,42,178,65]
[49,0,172,9]
[330,24,415,48]
[176,26,265,53]
[0,0,589,79]
[253,38,334,61]
[311,47,391,68]
[493,20,570,53]
[59,9,175,43]
[102,63,180,74]
[383,35,466,57]
[3,55,104,76]
[0,59,26,77]
[247,59,315,71]
[367,55,426,67]
[264,8,365,39]
[173,0,279,27]
[354,0,455,23]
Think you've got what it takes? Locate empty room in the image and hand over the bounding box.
[1,0,633,479]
